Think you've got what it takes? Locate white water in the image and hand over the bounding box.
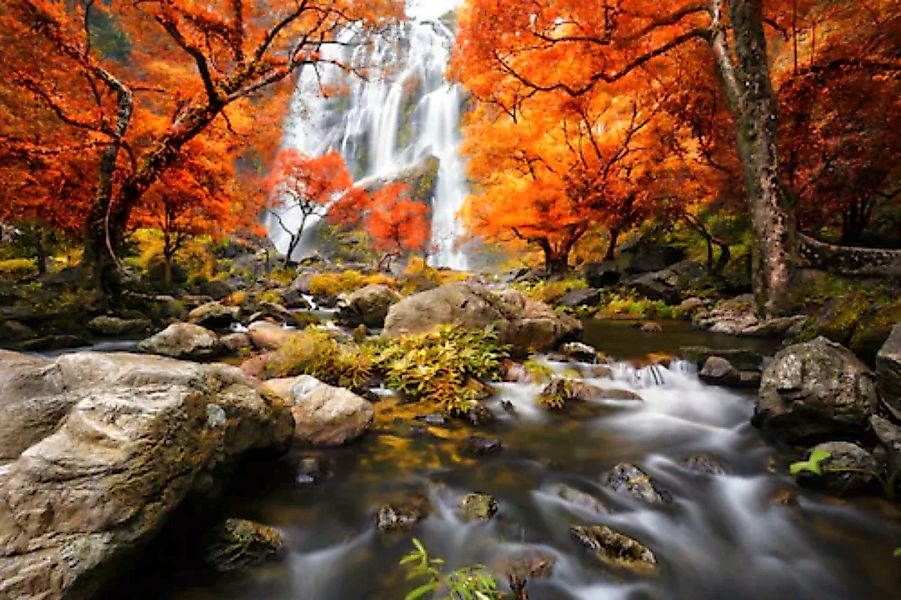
[270,0,469,269]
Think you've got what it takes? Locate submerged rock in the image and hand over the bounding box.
[601,463,670,504]
[461,435,504,456]
[640,321,663,334]
[754,337,878,443]
[554,484,608,514]
[383,282,581,355]
[495,549,556,588]
[681,454,727,476]
[203,518,286,573]
[569,525,657,575]
[459,493,499,521]
[0,351,292,599]
[375,495,430,532]
[138,322,221,360]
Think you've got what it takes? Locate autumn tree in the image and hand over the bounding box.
[267,149,366,266]
[459,81,664,273]
[777,3,901,245]
[133,137,262,284]
[0,0,403,293]
[451,0,811,314]
[365,183,430,270]
[267,151,424,269]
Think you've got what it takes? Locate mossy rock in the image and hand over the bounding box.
[203,518,285,573]
[849,301,901,365]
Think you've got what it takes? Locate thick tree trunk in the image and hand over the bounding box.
[538,239,571,274]
[711,0,797,317]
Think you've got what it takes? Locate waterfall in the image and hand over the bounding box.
[271,0,468,270]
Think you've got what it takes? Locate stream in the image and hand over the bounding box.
[124,321,901,600]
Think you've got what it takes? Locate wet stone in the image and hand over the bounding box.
[375,495,430,532]
[570,525,657,575]
[554,484,608,514]
[297,456,324,484]
[415,413,449,427]
[203,519,285,573]
[461,435,504,456]
[681,454,727,476]
[459,492,499,521]
[601,463,671,504]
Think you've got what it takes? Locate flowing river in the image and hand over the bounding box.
[124,321,900,600]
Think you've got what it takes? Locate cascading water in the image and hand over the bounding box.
[127,321,900,599]
[270,0,469,270]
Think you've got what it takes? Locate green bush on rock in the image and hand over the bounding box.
[262,328,375,392]
[374,325,509,415]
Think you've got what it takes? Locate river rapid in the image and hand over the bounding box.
[126,321,901,600]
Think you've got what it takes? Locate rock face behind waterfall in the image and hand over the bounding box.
[383,282,581,354]
[753,337,878,443]
[0,351,293,599]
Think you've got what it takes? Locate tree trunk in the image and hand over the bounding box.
[604,228,620,261]
[710,0,796,317]
[34,230,46,276]
[538,239,570,274]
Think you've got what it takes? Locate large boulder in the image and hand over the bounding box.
[383,282,581,354]
[337,284,402,328]
[556,288,601,308]
[247,321,297,351]
[619,240,685,274]
[754,337,879,443]
[624,260,705,305]
[263,375,374,446]
[138,322,221,360]
[583,261,621,288]
[875,323,901,418]
[0,351,292,599]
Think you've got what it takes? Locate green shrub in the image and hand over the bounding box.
[374,326,509,415]
[400,538,502,600]
[263,328,374,391]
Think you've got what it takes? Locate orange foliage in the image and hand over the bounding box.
[0,0,404,283]
[267,150,427,266]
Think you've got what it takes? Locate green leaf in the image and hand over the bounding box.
[789,449,832,476]
[894,547,901,558]
[404,581,439,600]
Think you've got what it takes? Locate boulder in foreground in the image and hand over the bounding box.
[0,351,292,599]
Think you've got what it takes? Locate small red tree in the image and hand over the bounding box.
[269,152,428,268]
[365,183,430,270]
[267,149,362,266]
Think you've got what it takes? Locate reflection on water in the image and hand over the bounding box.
[125,330,901,600]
